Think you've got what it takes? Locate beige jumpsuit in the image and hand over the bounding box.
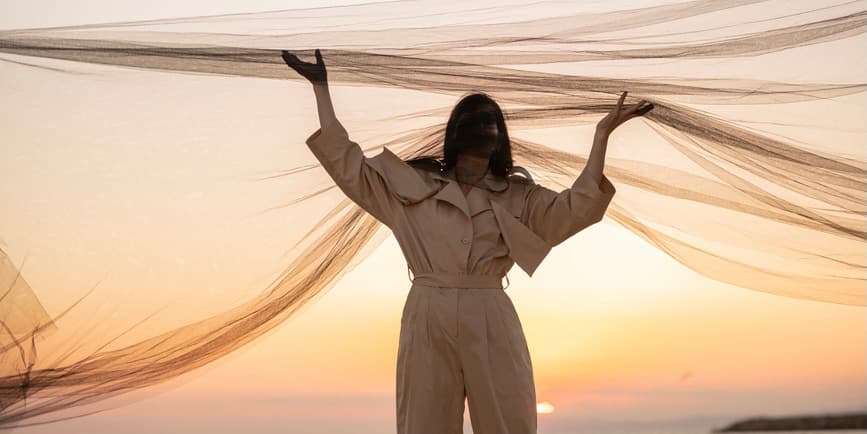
[306,121,616,434]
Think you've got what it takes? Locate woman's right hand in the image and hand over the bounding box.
[596,91,653,137]
[282,48,328,85]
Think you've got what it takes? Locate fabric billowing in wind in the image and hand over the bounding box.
[0,0,865,428]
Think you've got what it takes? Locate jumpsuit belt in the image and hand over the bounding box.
[410,272,508,289]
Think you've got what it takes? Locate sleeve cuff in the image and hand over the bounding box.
[574,170,617,198]
[305,123,349,148]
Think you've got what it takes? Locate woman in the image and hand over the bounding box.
[282,48,652,434]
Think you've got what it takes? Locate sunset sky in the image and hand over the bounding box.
[0,1,864,433]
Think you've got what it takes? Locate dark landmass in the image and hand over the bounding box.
[713,412,867,432]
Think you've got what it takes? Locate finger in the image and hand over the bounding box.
[315,48,323,65]
[630,103,655,118]
[637,103,655,116]
[283,59,302,73]
[625,99,648,115]
[616,91,627,111]
[282,51,300,63]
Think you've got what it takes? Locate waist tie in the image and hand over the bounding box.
[410,271,509,289]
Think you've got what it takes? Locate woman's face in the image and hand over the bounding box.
[455,107,499,158]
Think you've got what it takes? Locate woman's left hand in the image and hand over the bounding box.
[596,91,654,136]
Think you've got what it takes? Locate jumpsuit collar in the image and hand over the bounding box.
[419,162,553,277]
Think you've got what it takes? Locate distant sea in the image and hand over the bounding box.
[526,414,867,434]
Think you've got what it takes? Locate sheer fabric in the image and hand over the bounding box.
[0,0,864,428]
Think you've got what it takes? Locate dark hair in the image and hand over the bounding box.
[407,92,513,177]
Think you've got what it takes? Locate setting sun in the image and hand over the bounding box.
[0,0,864,433]
[537,402,555,414]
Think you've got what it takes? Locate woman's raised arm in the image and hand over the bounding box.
[282,49,397,227]
[521,92,652,246]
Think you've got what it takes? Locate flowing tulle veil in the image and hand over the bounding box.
[0,0,864,427]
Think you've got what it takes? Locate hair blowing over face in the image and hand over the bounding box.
[407,92,514,177]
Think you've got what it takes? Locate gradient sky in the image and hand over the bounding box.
[1,1,865,434]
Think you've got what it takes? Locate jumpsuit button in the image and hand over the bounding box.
[460,238,469,245]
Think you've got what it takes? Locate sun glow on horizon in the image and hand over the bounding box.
[536,401,555,414]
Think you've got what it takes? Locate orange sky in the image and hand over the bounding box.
[1,1,865,433]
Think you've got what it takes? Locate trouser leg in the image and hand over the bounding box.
[396,286,466,434]
[459,290,537,434]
